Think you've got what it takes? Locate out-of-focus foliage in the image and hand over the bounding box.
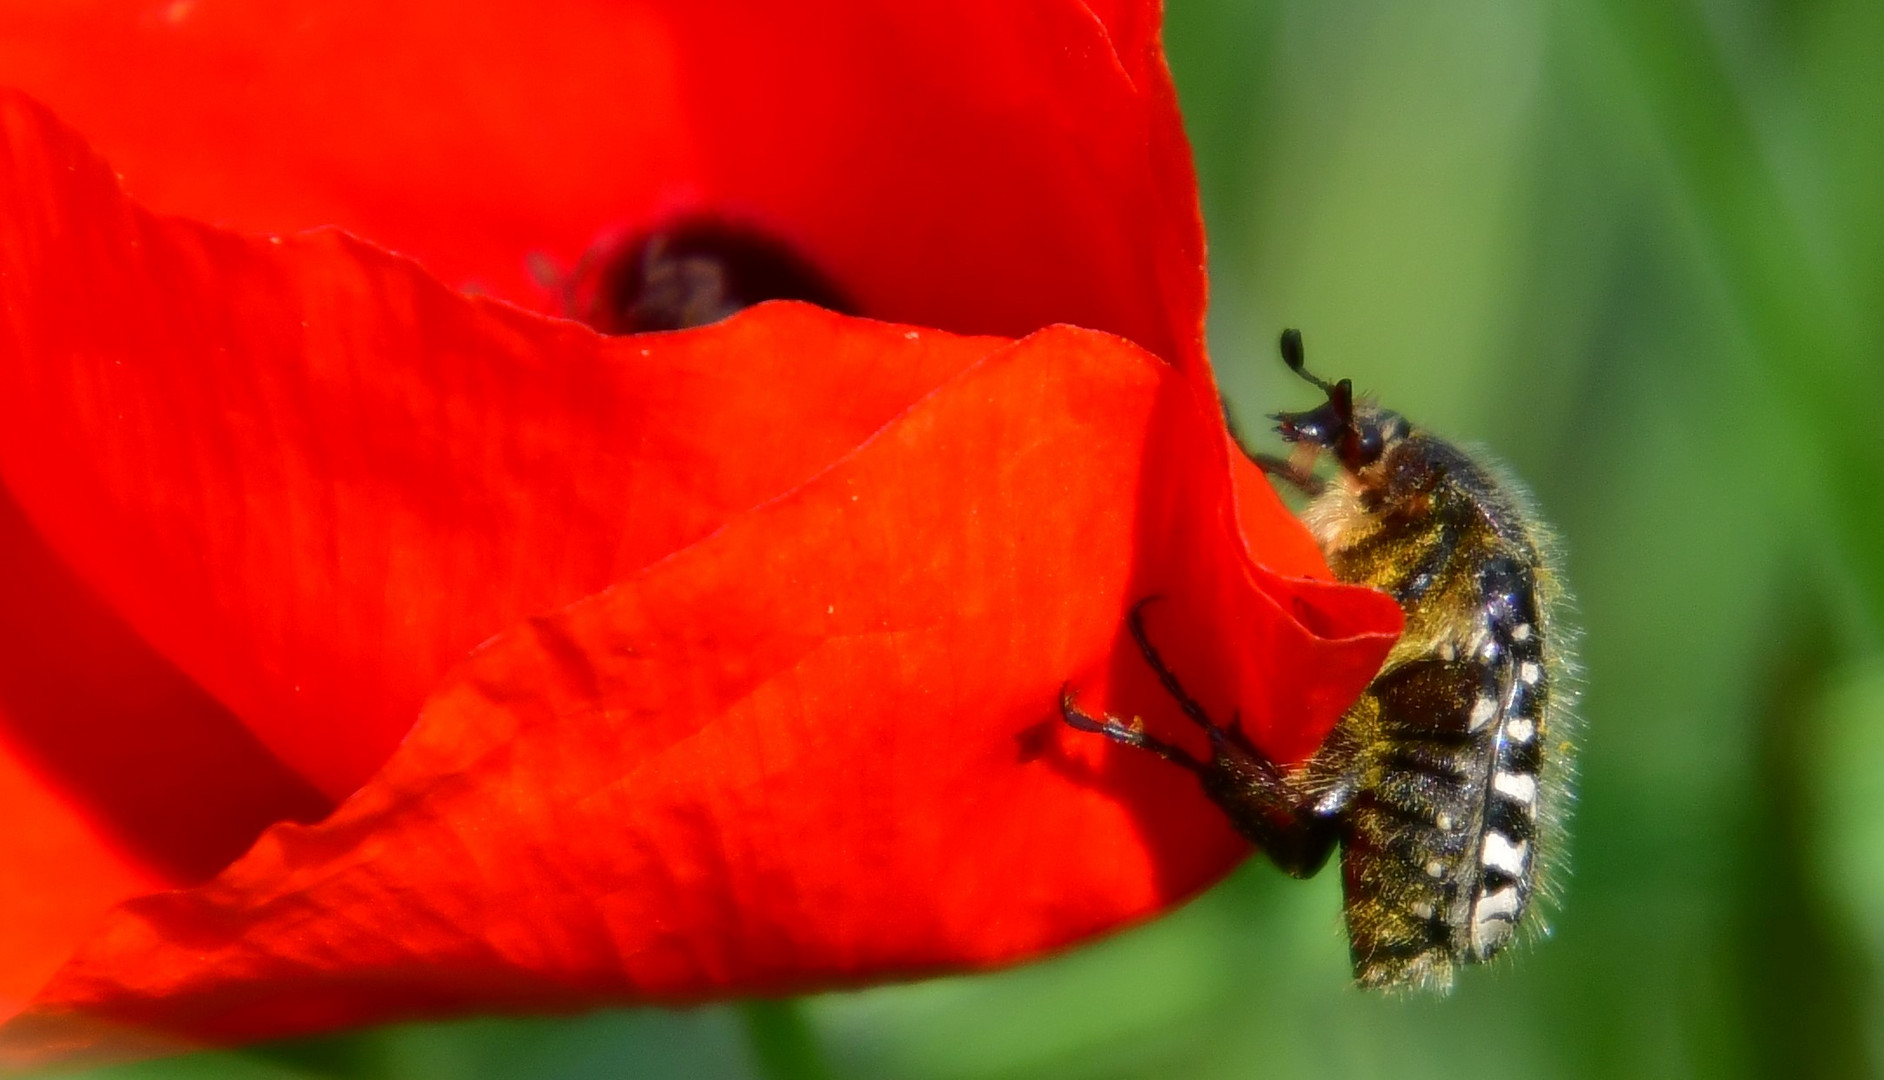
[64,0,1884,1077]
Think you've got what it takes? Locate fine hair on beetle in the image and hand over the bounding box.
[1063,328,1579,993]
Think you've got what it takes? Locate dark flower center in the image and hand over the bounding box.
[574,218,855,334]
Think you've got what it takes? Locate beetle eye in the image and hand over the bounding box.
[1359,426,1384,461]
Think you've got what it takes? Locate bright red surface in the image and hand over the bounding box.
[0,0,1206,372]
[0,0,1402,1063]
[5,319,1397,1066]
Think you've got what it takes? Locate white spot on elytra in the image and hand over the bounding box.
[1493,771,1537,805]
[1436,812,1455,831]
[1506,717,1536,743]
[1475,884,1521,924]
[1481,832,1528,877]
[1438,642,1458,662]
[1520,661,1542,685]
[1512,623,1533,642]
[1469,696,1497,731]
[1425,859,1446,879]
[1471,886,1523,953]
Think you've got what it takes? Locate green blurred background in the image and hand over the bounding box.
[69,0,1884,1077]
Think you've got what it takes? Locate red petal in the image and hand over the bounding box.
[0,89,1013,1003]
[0,90,1004,802]
[0,0,1205,369]
[0,486,331,1015]
[0,15,1399,1054]
[1,319,1398,1065]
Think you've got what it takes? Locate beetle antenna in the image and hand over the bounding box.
[1278,328,1337,394]
[1278,328,1356,430]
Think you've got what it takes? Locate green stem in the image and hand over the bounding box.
[740,998,835,1080]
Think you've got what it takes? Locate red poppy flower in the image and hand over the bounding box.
[0,0,1401,1068]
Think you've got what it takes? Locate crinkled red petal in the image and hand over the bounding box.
[0,0,1206,371]
[0,86,1400,1061]
[0,89,998,1010]
[0,91,1007,803]
[1,321,1398,1067]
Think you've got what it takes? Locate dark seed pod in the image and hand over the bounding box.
[571,217,854,335]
